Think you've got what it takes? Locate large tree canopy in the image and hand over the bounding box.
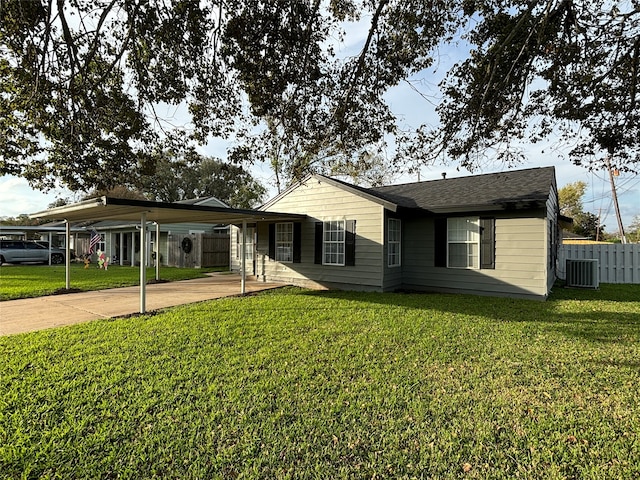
[418,0,640,172]
[1,0,638,193]
[139,153,267,208]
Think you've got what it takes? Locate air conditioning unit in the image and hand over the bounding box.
[566,259,599,289]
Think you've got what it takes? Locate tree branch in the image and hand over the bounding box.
[341,0,389,107]
[56,0,80,81]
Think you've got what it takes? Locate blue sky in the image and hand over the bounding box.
[1,14,638,231]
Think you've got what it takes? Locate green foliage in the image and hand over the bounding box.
[573,211,605,240]
[559,181,587,219]
[1,286,639,478]
[0,214,41,226]
[0,264,222,301]
[1,1,638,192]
[81,186,148,201]
[0,0,226,191]
[46,197,70,209]
[139,153,267,208]
[400,1,640,173]
[558,181,606,239]
[628,215,640,243]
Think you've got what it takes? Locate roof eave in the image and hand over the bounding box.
[30,196,106,220]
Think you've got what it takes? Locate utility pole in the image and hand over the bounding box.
[604,154,627,244]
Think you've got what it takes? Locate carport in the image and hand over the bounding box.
[30,197,305,313]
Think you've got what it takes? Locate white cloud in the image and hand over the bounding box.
[0,176,70,219]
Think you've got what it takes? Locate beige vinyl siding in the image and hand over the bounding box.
[402,210,549,300]
[249,178,385,290]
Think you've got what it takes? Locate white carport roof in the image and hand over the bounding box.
[29,196,305,225]
[29,196,306,314]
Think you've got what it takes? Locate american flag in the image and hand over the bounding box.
[89,229,101,253]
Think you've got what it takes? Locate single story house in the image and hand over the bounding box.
[77,196,230,267]
[231,167,562,300]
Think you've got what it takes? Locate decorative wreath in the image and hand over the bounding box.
[181,237,193,254]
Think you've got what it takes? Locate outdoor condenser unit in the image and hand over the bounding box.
[565,259,599,289]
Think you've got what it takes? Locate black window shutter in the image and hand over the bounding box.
[345,220,356,266]
[268,223,275,259]
[434,217,447,267]
[293,222,302,263]
[314,222,323,264]
[480,217,495,269]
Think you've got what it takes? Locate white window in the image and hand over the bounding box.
[276,223,293,263]
[97,233,106,253]
[236,227,255,262]
[388,218,401,267]
[447,217,479,269]
[323,220,345,266]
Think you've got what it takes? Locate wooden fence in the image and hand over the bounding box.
[558,244,640,284]
[202,234,231,267]
[167,233,230,268]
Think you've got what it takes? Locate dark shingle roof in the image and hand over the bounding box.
[365,167,556,213]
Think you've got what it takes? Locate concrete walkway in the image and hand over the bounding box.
[1,273,283,336]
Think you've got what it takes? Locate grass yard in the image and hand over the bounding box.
[1,284,639,479]
[0,264,225,301]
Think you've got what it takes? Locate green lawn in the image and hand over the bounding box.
[1,285,639,479]
[0,264,226,301]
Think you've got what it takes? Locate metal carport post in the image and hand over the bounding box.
[241,220,247,295]
[155,222,161,281]
[140,213,147,314]
[65,220,71,290]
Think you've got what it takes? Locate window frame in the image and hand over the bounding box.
[323,220,346,266]
[97,233,106,253]
[236,226,255,261]
[447,217,480,269]
[387,218,401,267]
[275,222,294,263]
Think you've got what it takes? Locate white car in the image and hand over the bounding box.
[0,240,65,264]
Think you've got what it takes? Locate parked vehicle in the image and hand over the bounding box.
[35,241,75,259]
[0,240,65,265]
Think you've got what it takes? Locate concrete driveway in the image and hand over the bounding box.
[1,273,283,336]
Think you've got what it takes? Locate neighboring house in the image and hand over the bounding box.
[231,167,562,300]
[79,196,230,267]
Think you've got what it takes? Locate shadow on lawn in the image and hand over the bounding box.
[295,284,640,346]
